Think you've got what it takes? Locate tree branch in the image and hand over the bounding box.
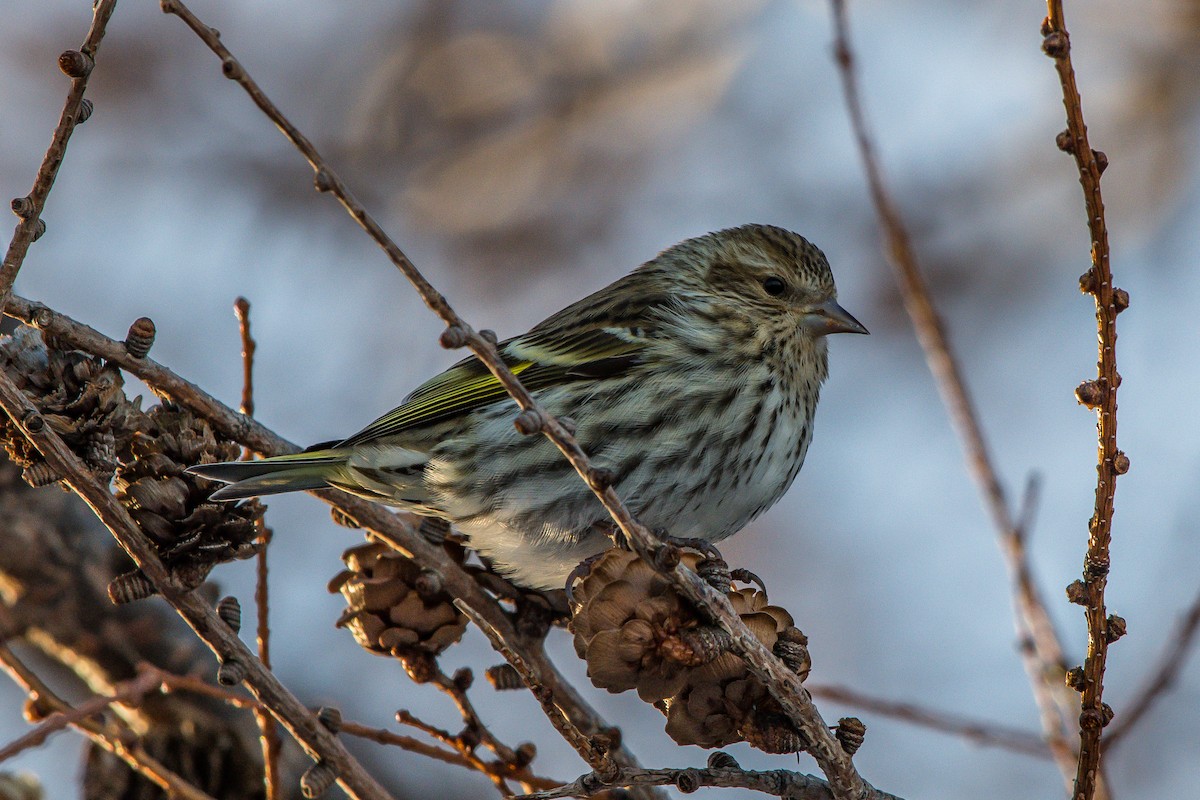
[0,0,119,311]
[1040,4,1122,798]
[0,646,216,800]
[511,763,903,800]
[809,684,1048,759]
[827,0,1081,786]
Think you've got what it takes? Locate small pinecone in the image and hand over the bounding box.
[661,653,768,748]
[661,586,803,752]
[0,328,261,597]
[114,404,262,586]
[569,549,724,703]
[0,327,148,480]
[329,542,467,658]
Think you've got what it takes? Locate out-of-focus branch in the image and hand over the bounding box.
[157,3,887,796]
[0,0,119,311]
[1104,585,1200,748]
[0,368,393,800]
[809,684,1048,759]
[0,665,159,765]
[0,451,269,799]
[1040,4,1123,799]
[827,0,1081,785]
[0,646,216,800]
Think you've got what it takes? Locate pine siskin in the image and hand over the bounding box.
[189,224,867,589]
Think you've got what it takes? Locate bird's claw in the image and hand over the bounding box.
[654,532,723,562]
[564,551,608,606]
[730,567,768,597]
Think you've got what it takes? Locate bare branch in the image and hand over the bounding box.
[233,297,281,800]
[0,646,216,800]
[827,0,1080,785]
[1040,3,1123,797]
[0,0,119,310]
[342,720,559,792]
[0,666,160,765]
[809,684,1048,759]
[512,763,903,800]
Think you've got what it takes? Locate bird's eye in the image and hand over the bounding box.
[762,276,786,297]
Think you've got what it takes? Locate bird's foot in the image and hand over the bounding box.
[729,568,768,596]
[564,551,610,606]
[650,533,738,589]
[653,532,723,562]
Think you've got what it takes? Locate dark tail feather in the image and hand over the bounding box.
[188,450,345,501]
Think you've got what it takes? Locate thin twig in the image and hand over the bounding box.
[455,600,613,774]
[0,646,217,800]
[1104,585,1200,748]
[512,764,902,800]
[1040,4,1122,799]
[0,0,119,312]
[808,684,1048,759]
[7,294,292,454]
[234,297,256,419]
[0,666,160,764]
[827,0,1080,785]
[342,721,559,791]
[152,667,260,709]
[158,4,882,796]
[432,668,518,764]
[393,709,456,746]
[234,297,281,800]
[423,666,551,795]
[392,703,512,796]
[157,664,557,791]
[0,367,394,800]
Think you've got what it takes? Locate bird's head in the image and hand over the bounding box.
[657,224,868,340]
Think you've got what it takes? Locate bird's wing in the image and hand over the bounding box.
[338,324,650,447]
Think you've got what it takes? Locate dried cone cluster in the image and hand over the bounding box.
[0,327,146,482]
[0,326,264,601]
[664,588,807,752]
[114,404,263,592]
[569,550,710,702]
[569,549,810,753]
[329,541,468,660]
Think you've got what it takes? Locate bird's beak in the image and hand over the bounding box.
[800,299,869,336]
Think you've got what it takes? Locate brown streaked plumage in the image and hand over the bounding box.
[189,224,867,588]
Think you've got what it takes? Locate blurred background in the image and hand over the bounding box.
[2,0,1198,797]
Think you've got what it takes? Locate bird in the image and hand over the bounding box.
[189,224,867,589]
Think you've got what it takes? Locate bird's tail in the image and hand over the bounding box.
[188,449,348,501]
